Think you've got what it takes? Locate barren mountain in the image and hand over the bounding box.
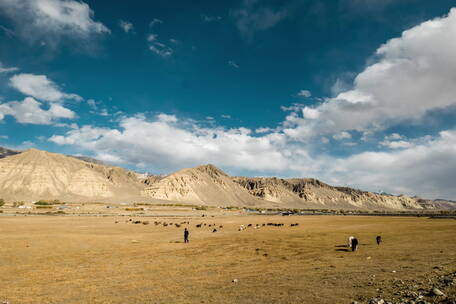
[233,177,422,210]
[0,147,453,210]
[141,164,267,207]
[0,148,143,201]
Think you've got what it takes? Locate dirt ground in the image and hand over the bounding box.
[0,215,455,304]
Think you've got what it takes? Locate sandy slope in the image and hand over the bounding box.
[0,148,143,201]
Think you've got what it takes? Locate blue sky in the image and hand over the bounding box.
[0,0,456,199]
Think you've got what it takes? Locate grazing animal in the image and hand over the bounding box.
[142,221,149,225]
[196,224,202,228]
[348,236,354,248]
[133,220,141,224]
[219,225,223,229]
[376,235,382,245]
[212,229,217,233]
[238,225,245,231]
[351,237,359,252]
[247,224,252,227]
[175,224,181,228]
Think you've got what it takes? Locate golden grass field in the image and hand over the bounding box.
[0,215,455,304]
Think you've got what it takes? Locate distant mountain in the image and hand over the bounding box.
[0,148,143,201]
[141,164,265,207]
[0,147,453,210]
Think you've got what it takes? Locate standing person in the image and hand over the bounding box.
[184,228,189,243]
[376,235,382,245]
[351,237,359,252]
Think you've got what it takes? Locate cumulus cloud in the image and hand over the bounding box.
[0,97,75,124]
[9,73,82,103]
[49,113,291,172]
[327,130,456,199]
[284,8,456,139]
[0,0,109,47]
[119,20,134,33]
[231,0,288,39]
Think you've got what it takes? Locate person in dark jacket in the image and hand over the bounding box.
[351,237,359,251]
[376,235,382,245]
[184,228,189,243]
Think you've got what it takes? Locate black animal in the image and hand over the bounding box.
[351,237,359,252]
[212,229,217,233]
[196,224,202,228]
[376,235,382,245]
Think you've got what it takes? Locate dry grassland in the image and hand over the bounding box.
[0,215,455,303]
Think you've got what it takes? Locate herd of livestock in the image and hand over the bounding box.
[120,218,380,251]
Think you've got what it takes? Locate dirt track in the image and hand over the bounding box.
[1,215,455,304]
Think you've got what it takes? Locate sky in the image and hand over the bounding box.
[0,0,456,200]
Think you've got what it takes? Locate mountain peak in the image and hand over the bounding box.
[195,164,228,177]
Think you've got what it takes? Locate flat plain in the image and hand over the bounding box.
[1,214,455,304]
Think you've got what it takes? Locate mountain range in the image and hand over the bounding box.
[0,147,454,210]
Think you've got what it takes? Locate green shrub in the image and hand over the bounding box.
[0,198,5,207]
[36,205,53,209]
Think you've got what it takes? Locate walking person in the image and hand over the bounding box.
[184,228,189,243]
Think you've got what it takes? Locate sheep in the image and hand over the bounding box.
[196,224,202,228]
[175,224,181,228]
[212,229,217,233]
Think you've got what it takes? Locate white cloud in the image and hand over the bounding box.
[87,99,97,110]
[297,90,311,98]
[9,73,82,103]
[0,97,75,124]
[119,20,134,33]
[302,107,320,120]
[147,33,173,57]
[0,0,109,46]
[283,8,456,139]
[0,62,19,73]
[333,131,352,140]
[228,60,239,68]
[150,18,163,27]
[328,130,456,199]
[380,139,413,149]
[231,0,288,39]
[49,113,290,172]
